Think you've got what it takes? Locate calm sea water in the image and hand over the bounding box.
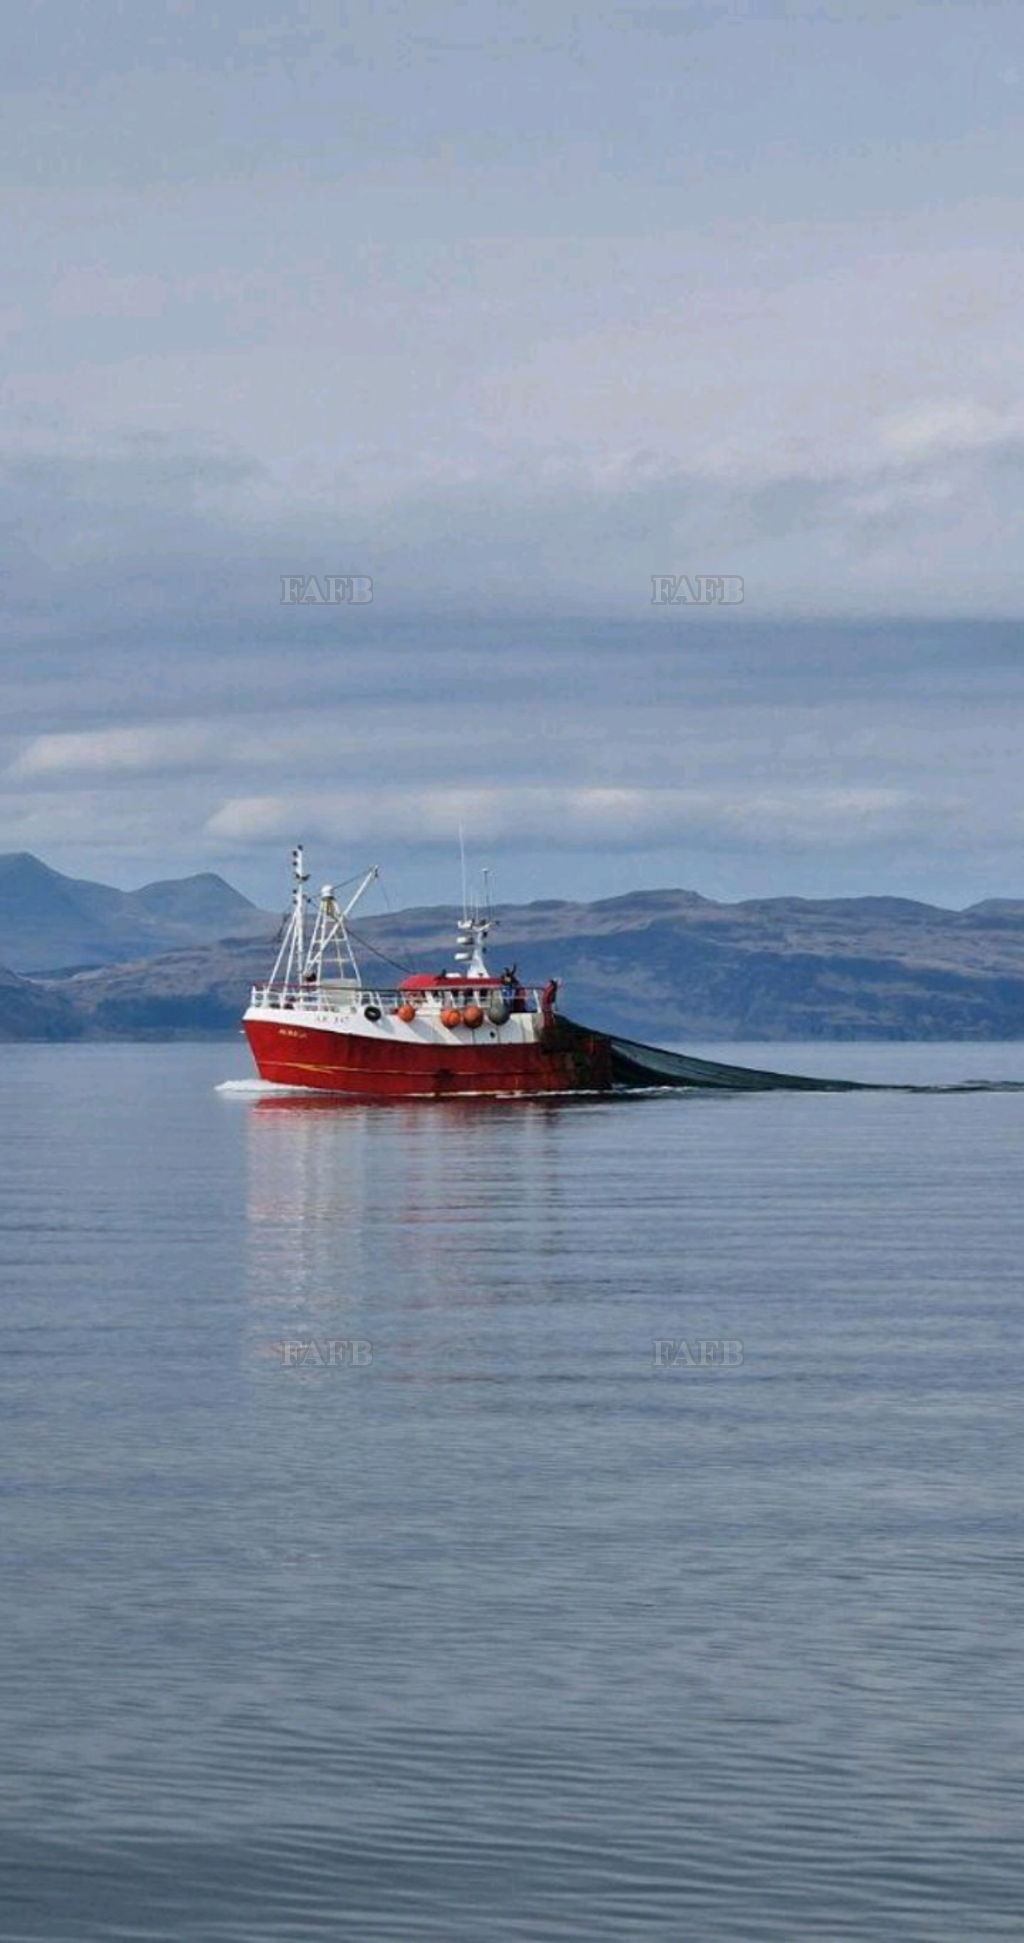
[1,1039,1023,1941]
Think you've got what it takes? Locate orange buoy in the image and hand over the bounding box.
[397,1003,416,1023]
[462,1003,483,1028]
[441,1006,463,1029]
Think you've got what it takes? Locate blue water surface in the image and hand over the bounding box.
[1,1040,1022,1940]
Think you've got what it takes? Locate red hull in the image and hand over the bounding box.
[244,1017,612,1098]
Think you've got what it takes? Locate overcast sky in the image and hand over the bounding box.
[2,0,1023,910]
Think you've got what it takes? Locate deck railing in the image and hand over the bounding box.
[248,983,546,1015]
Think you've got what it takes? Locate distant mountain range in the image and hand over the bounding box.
[0,851,273,975]
[3,854,1024,1042]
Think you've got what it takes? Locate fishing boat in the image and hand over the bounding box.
[243,849,870,1098]
[243,848,616,1098]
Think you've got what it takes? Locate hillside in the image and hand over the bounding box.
[0,962,84,1041]
[22,884,1024,1042]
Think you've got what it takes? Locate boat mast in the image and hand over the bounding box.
[302,865,380,987]
[268,844,310,988]
[454,847,494,978]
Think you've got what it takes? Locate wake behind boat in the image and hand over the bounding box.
[242,849,875,1098]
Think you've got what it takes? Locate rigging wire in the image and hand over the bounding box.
[344,923,415,977]
[334,868,418,978]
[274,862,432,979]
[326,869,374,896]
[376,871,419,975]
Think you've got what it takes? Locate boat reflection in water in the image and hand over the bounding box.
[239,1084,617,1397]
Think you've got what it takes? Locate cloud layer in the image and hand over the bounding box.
[1,2,1022,903]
